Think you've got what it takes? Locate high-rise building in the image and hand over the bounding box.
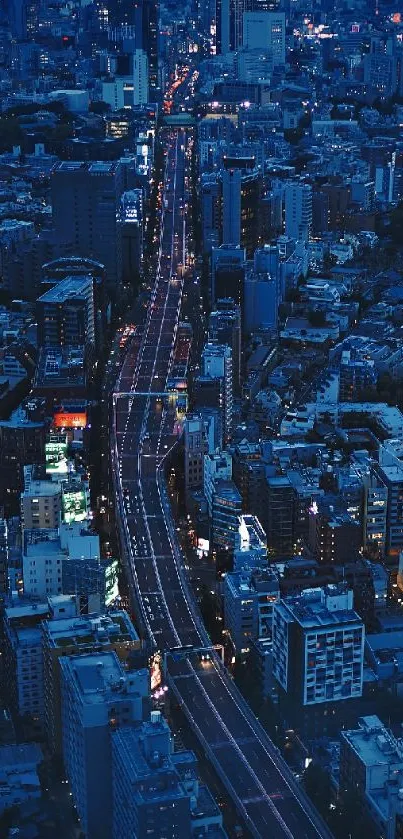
[21,465,62,532]
[222,167,261,257]
[208,300,242,394]
[201,173,222,254]
[244,264,278,334]
[42,610,141,756]
[60,651,149,839]
[201,343,233,443]
[211,245,246,306]
[284,182,313,243]
[3,600,54,728]
[184,414,208,494]
[41,256,108,355]
[134,0,159,94]
[242,11,285,65]
[120,189,144,285]
[272,585,364,707]
[308,499,362,564]
[36,276,95,356]
[211,479,242,551]
[224,564,279,653]
[264,475,294,556]
[51,161,124,294]
[133,49,149,104]
[204,450,233,516]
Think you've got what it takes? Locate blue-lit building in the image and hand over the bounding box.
[60,651,149,839]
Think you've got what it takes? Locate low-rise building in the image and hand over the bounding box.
[340,715,403,839]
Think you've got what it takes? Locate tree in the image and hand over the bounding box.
[303,763,332,817]
[89,100,111,115]
[308,309,326,327]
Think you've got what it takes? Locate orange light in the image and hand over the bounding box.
[53,412,87,429]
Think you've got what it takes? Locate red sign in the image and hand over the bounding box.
[53,412,87,429]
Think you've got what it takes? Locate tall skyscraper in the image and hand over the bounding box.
[51,161,124,294]
[222,168,261,257]
[134,0,159,94]
[201,343,233,443]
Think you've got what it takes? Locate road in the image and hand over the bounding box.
[112,128,333,839]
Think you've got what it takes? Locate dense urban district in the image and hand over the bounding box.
[1,1,403,838]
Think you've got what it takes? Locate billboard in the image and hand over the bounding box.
[62,488,87,523]
[105,560,119,606]
[45,440,68,475]
[150,653,162,692]
[53,412,87,429]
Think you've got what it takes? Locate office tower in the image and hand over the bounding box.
[41,256,108,354]
[133,49,149,103]
[60,651,149,839]
[284,182,313,243]
[211,480,242,551]
[222,168,261,257]
[308,499,361,564]
[184,414,208,494]
[193,376,225,445]
[232,441,265,517]
[42,611,141,756]
[204,450,233,516]
[208,300,242,395]
[21,465,62,531]
[242,11,285,65]
[254,243,280,293]
[211,245,246,306]
[51,161,124,294]
[112,713,225,839]
[264,475,294,556]
[36,276,95,356]
[224,564,279,653]
[201,343,233,444]
[120,189,144,286]
[272,586,364,707]
[3,601,52,727]
[6,0,27,37]
[201,173,222,254]
[244,265,278,334]
[0,411,47,514]
[217,0,243,53]
[134,0,159,94]
[363,52,398,98]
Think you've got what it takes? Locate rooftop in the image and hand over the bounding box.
[342,716,403,769]
[37,276,92,304]
[44,611,138,648]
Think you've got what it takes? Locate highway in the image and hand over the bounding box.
[112,128,333,839]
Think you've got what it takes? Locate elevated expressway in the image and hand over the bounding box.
[112,129,333,839]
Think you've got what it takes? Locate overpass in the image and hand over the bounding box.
[112,128,333,839]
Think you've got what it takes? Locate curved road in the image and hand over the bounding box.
[112,128,333,839]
